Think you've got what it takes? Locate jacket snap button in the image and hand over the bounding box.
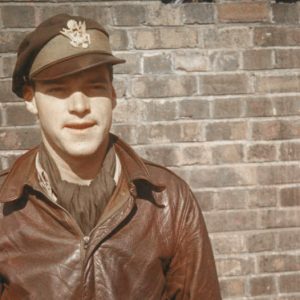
[83,236,90,249]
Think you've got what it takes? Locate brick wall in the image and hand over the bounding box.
[1,1,300,299]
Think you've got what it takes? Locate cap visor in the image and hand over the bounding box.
[31,53,125,81]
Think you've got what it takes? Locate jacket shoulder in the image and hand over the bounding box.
[0,168,10,189]
[143,159,188,189]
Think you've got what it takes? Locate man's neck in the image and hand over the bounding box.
[42,138,109,186]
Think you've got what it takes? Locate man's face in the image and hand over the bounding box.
[25,64,116,158]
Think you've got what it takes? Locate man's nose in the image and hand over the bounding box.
[68,91,90,114]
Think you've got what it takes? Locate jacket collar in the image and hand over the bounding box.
[0,147,39,203]
[0,135,164,203]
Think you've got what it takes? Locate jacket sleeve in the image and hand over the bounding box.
[163,185,221,300]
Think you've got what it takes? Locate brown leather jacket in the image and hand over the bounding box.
[0,136,221,300]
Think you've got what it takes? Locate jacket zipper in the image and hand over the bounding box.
[36,189,135,299]
[38,194,92,299]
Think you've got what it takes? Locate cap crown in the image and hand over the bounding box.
[13,14,115,97]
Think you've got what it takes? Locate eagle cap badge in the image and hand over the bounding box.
[60,19,91,48]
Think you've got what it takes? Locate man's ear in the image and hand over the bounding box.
[111,86,117,109]
[23,84,38,115]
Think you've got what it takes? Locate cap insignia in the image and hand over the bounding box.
[60,19,91,48]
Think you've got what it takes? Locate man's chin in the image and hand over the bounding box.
[60,143,103,159]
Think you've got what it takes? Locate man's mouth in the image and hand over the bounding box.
[64,121,96,130]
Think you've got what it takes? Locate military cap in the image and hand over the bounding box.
[12,14,125,98]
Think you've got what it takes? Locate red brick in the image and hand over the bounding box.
[35,5,73,24]
[194,191,214,212]
[138,143,211,167]
[243,49,273,70]
[143,53,172,74]
[143,100,177,122]
[275,49,300,69]
[182,3,214,24]
[0,106,3,126]
[206,121,247,141]
[132,28,198,50]
[212,98,243,118]
[134,144,180,167]
[1,55,16,78]
[256,74,300,93]
[113,53,141,75]
[199,74,250,96]
[259,254,300,273]
[181,144,211,165]
[246,232,276,253]
[214,189,247,210]
[145,3,182,26]
[203,27,252,49]
[111,124,138,145]
[0,31,28,53]
[211,233,246,254]
[0,127,40,150]
[247,188,277,208]
[178,99,210,120]
[0,60,3,79]
[219,278,245,298]
[280,187,300,207]
[112,4,145,26]
[278,296,300,300]
[0,80,20,102]
[254,27,300,47]
[217,3,270,23]
[257,164,300,185]
[113,77,127,99]
[190,165,256,189]
[113,99,139,124]
[136,122,204,145]
[1,5,35,28]
[107,29,129,51]
[210,51,240,71]
[216,256,255,276]
[252,120,300,141]
[74,5,112,25]
[280,142,300,161]
[260,209,300,229]
[131,29,155,50]
[279,274,300,293]
[278,230,300,251]
[273,96,300,116]
[246,143,277,162]
[212,144,243,164]
[204,210,259,232]
[175,50,209,72]
[272,4,299,24]
[131,75,197,98]
[114,99,177,123]
[245,97,273,117]
[5,104,37,126]
[250,276,276,296]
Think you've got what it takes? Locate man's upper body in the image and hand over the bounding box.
[0,14,221,299]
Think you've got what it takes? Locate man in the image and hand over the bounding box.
[0,14,221,299]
